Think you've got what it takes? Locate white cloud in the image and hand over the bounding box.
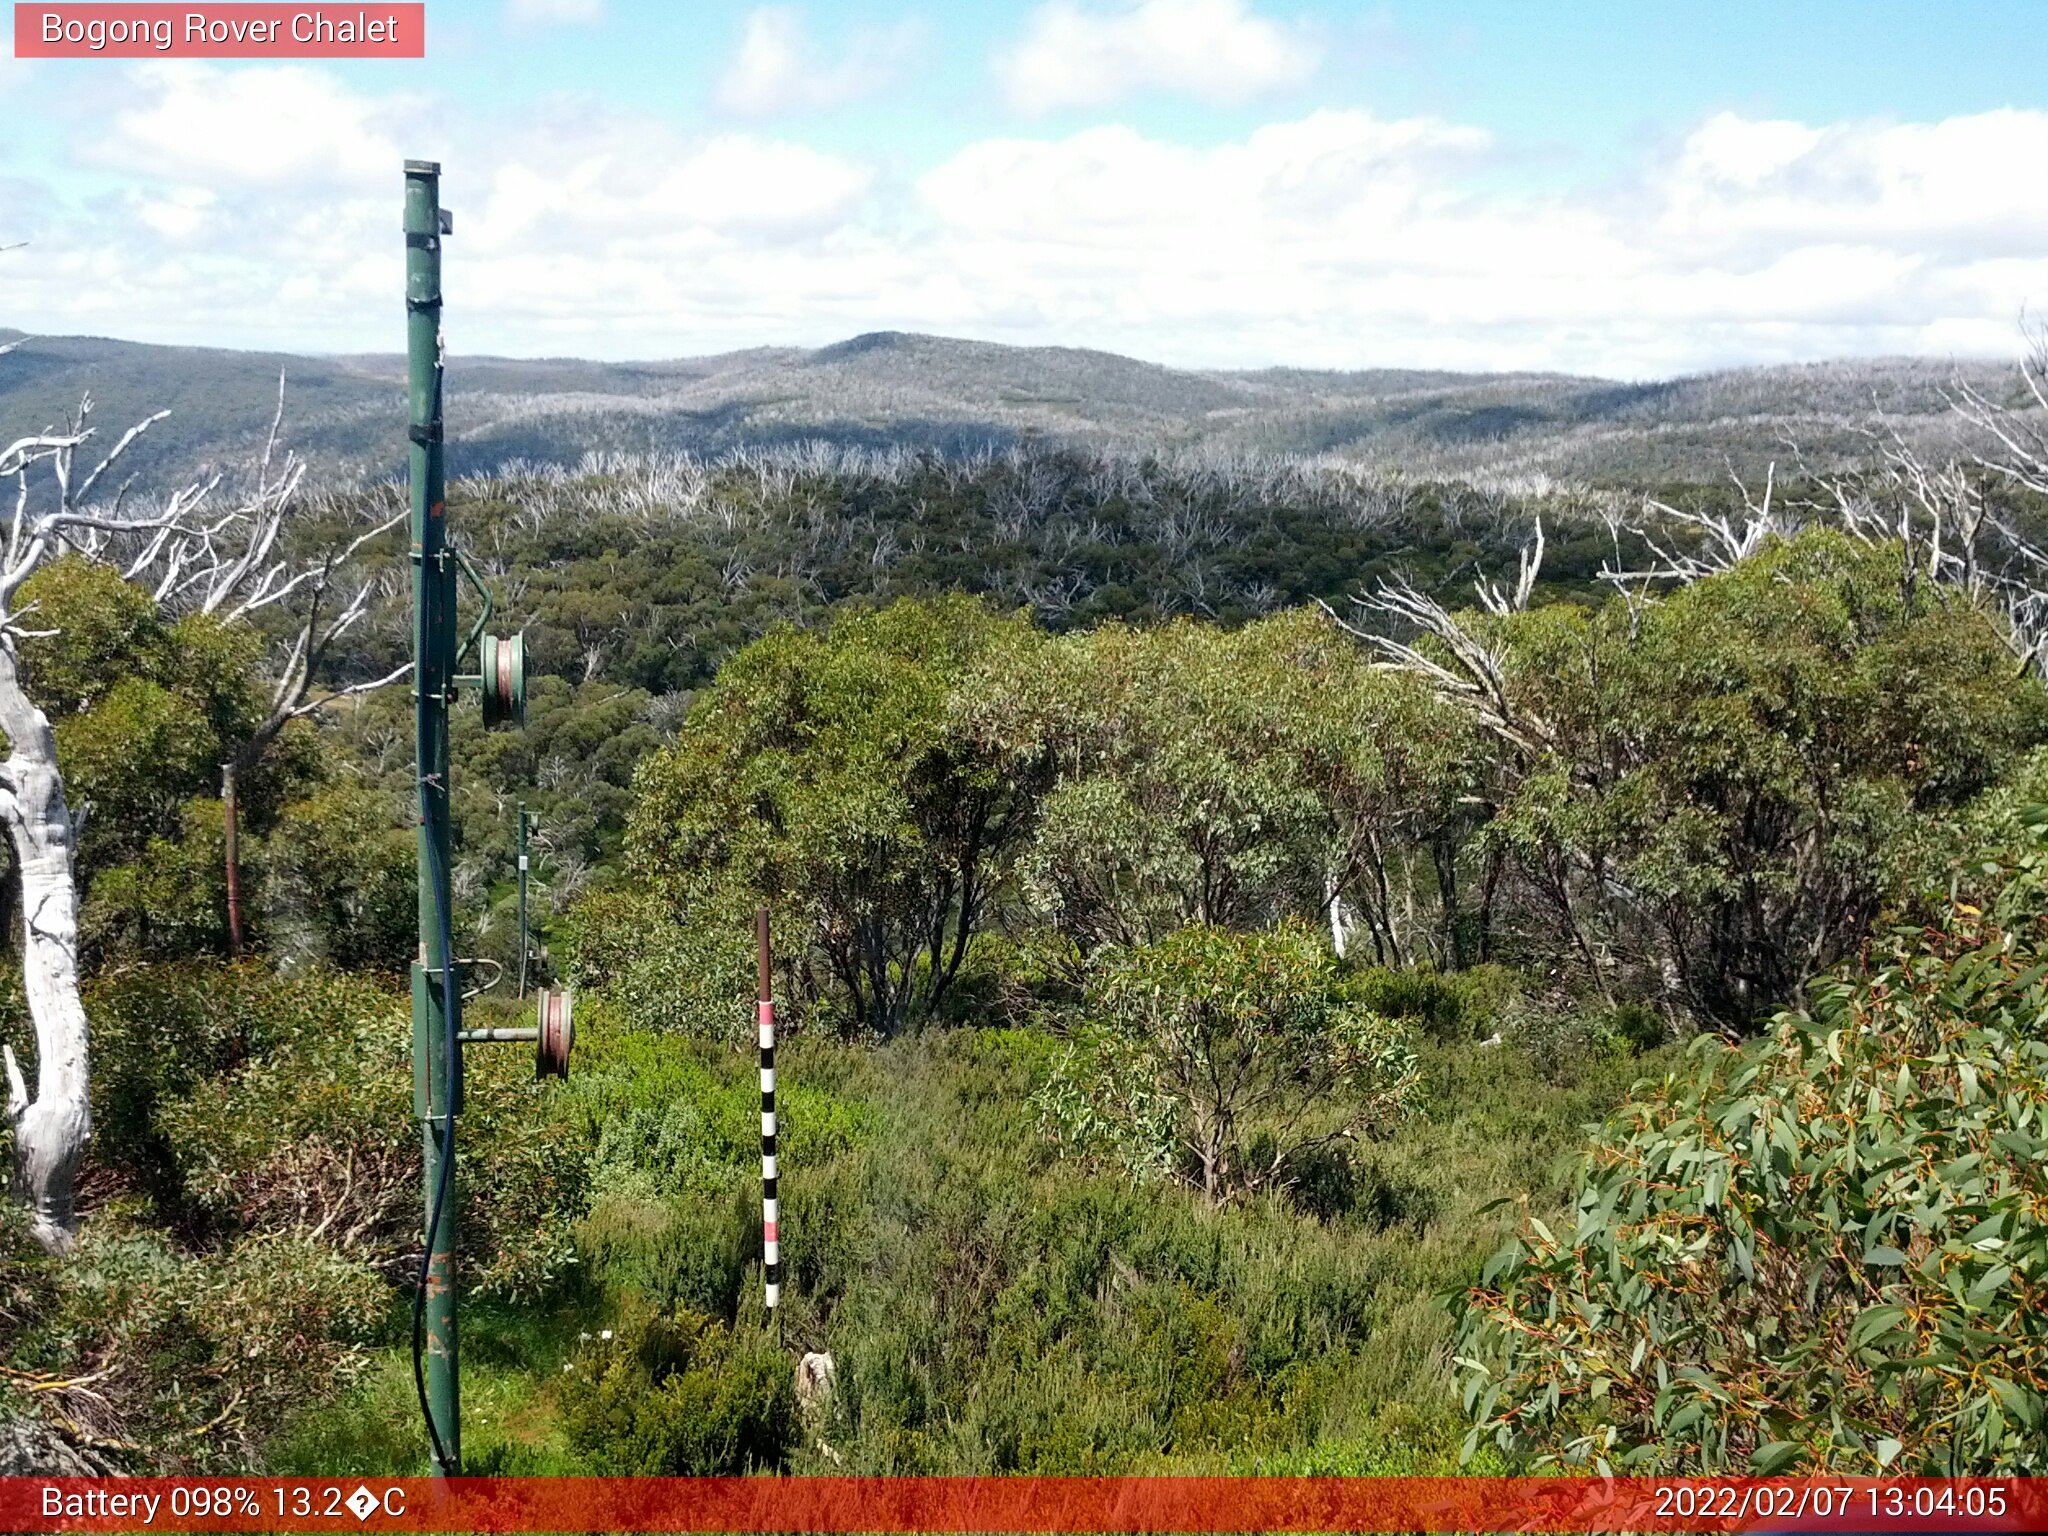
[468,128,875,247]
[132,186,219,242]
[893,106,2048,375]
[922,113,1490,242]
[8,72,2048,380]
[1657,109,2048,259]
[505,0,603,25]
[715,7,919,118]
[84,63,406,189]
[999,0,1320,114]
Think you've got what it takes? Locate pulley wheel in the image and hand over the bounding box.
[536,988,573,1078]
[480,632,526,729]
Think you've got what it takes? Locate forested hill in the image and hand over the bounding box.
[0,326,2010,488]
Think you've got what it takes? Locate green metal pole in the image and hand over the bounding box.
[516,801,530,1000]
[406,158,460,1478]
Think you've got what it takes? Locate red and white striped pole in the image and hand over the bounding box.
[756,907,780,1329]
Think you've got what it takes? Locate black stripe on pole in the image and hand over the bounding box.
[758,906,780,1322]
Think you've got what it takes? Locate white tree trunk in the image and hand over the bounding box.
[0,372,402,1254]
[0,642,88,1253]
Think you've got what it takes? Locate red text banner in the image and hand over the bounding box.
[0,1476,2041,1533]
[14,5,425,58]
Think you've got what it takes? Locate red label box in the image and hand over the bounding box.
[0,1476,2042,1533]
[14,4,425,58]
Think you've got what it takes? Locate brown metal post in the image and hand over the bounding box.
[222,759,242,955]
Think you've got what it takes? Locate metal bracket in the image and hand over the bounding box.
[452,545,495,668]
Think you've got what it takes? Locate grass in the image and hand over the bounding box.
[278,1001,1671,1477]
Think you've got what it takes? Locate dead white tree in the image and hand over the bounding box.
[0,379,405,1249]
[1596,464,1790,591]
[1316,530,1554,760]
[1474,516,1544,616]
[1596,338,2048,677]
[196,381,408,950]
[0,392,197,1250]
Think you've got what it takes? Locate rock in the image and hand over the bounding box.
[0,1415,102,1476]
[794,1351,835,1422]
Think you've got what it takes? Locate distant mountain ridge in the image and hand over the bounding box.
[0,327,2013,489]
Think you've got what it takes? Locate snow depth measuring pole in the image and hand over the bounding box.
[405,158,572,1477]
[758,907,781,1336]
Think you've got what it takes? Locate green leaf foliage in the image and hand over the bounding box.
[85,964,591,1302]
[11,556,326,963]
[1454,815,2048,1472]
[263,783,418,972]
[558,1307,797,1475]
[625,594,1045,1036]
[967,608,1472,958]
[1037,923,1419,1202]
[1482,530,2045,1027]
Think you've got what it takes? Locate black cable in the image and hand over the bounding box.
[411,811,459,1474]
[411,355,459,1478]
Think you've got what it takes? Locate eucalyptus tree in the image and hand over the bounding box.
[1036,922,1419,1204]
[1456,814,2048,1472]
[0,379,401,1249]
[962,610,1472,965]
[627,594,1047,1036]
[1334,526,2040,1026]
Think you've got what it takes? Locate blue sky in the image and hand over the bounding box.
[4,0,2046,376]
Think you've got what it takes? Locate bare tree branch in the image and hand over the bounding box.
[1320,521,1555,756]
[285,662,413,721]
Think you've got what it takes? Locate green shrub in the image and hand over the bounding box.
[88,961,356,1213]
[569,1012,873,1323]
[1345,963,1520,1043]
[578,1184,755,1323]
[22,1225,386,1465]
[1455,817,2048,1473]
[151,965,588,1301]
[84,797,236,960]
[1037,923,1418,1201]
[1285,1145,1444,1229]
[566,889,756,1043]
[1345,967,1465,1039]
[264,784,416,973]
[573,1004,871,1206]
[0,1198,57,1363]
[558,1308,796,1474]
[1603,1000,1667,1054]
[931,930,1087,1029]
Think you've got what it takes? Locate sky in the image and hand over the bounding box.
[3,0,2047,378]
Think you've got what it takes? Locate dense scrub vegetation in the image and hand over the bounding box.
[603,533,2035,1040]
[301,448,1643,973]
[1458,799,2048,1473]
[5,430,2048,1474]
